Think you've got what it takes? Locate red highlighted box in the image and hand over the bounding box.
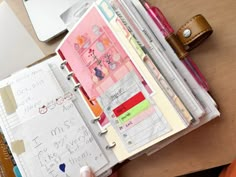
[113,92,145,117]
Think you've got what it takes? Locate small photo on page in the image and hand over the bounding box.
[60,0,94,30]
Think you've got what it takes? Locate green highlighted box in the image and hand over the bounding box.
[118,99,150,124]
[130,37,145,59]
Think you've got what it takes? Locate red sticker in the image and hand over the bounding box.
[113,92,145,117]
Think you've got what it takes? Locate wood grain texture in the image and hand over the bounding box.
[1,0,236,176]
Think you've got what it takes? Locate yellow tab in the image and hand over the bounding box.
[0,85,17,115]
[11,140,25,156]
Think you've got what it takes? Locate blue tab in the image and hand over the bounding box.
[98,0,115,21]
[13,166,22,177]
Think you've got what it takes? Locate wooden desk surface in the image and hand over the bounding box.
[3,0,236,176]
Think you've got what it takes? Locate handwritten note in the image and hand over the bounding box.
[11,101,108,177]
[98,71,171,152]
[10,64,64,120]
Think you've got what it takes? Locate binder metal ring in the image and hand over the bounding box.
[73,83,81,91]
[98,129,108,136]
[91,116,100,124]
[67,72,74,80]
[106,142,116,150]
[60,60,67,69]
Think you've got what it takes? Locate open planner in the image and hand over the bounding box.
[0,0,220,177]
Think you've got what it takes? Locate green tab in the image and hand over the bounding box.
[118,100,150,123]
[129,37,145,59]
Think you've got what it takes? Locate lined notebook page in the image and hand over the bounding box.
[0,80,29,177]
[10,64,64,121]
[0,62,108,177]
[11,100,108,177]
[47,56,118,176]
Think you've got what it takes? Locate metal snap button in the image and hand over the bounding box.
[183,29,191,38]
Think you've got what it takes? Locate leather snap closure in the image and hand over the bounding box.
[183,29,191,38]
[177,14,213,51]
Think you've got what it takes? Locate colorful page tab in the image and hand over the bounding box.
[118,99,150,123]
[113,92,145,117]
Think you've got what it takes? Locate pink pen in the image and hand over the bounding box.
[142,1,209,91]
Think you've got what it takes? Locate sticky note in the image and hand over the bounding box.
[118,100,150,123]
[113,92,145,117]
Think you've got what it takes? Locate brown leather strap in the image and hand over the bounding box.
[176,14,213,51]
[166,34,188,59]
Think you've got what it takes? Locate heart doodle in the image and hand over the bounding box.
[59,163,66,173]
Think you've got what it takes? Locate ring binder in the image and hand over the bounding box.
[59,59,108,149]
[60,60,81,91]
[60,60,67,69]
[73,83,81,92]
[106,142,116,150]
[67,72,73,80]
[98,129,108,136]
[91,116,101,123]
